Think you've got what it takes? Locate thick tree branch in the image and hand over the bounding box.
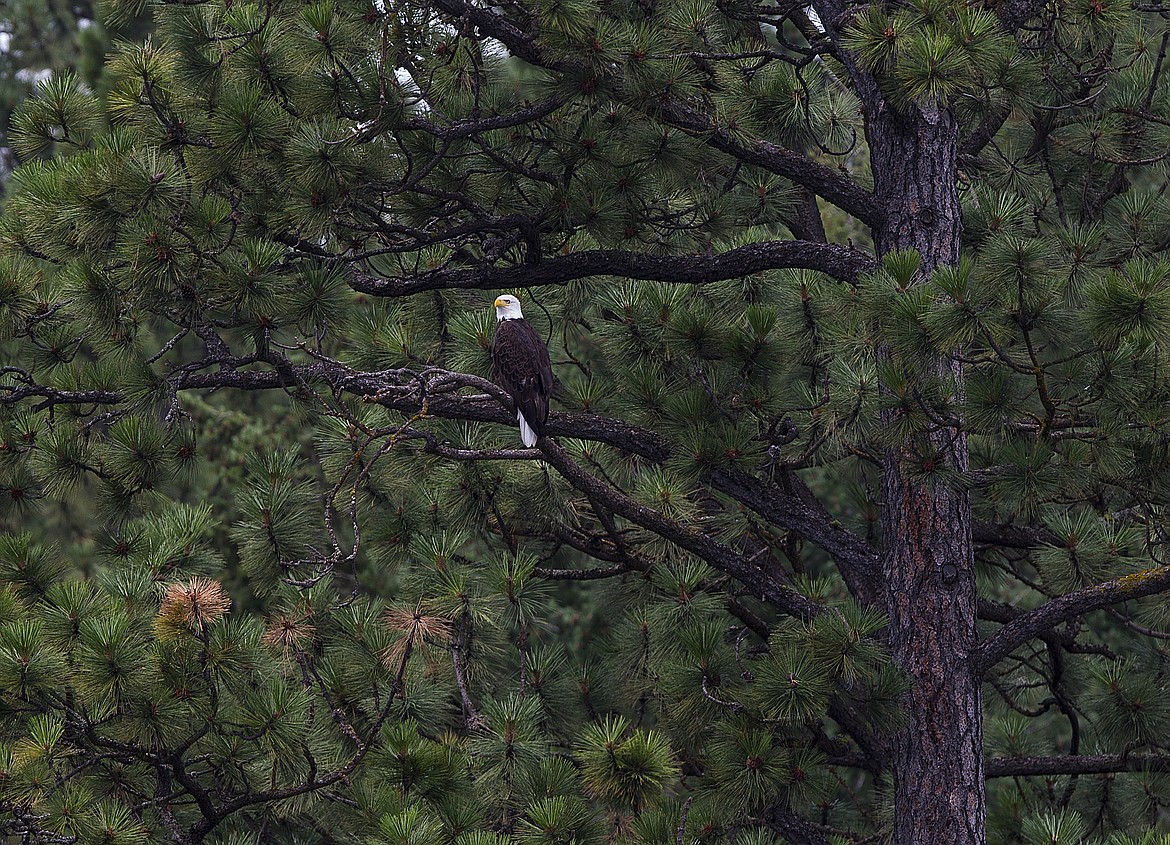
[959,104,1013,161]
[726,596,771,641]
[972,566,1170,676]
[827,697,886,767]
[537,438,826,621]
[987,754,1170,777]
[707,466,879,601]
[0,386,121,408]
[340,240,875,295]
[428,0,544,65]
[174,363,678,459]
[788,186,828,243]
[656,100,885,228]
[976,598,1019,625]
[972,520,1059,549]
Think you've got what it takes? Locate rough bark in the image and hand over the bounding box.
[870,103,985,844]
[334,239,875,295]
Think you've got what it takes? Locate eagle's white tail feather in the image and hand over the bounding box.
[517,411,538,448]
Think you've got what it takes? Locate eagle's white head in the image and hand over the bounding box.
[494,294,523,322]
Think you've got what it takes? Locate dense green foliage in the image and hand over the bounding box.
[0,0,151,186]
[4,0,1170,842]
[0,540,888,843]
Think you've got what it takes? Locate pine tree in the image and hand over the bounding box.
[4,0,1170,842]
[0,0,152,185]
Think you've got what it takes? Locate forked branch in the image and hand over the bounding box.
[973,566,1170,676]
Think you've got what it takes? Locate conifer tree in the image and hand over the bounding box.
[4,0,1170,843]
[0,0,151,185]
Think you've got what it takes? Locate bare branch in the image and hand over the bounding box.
[0,385,121,408]
[972,521,1059,549]
[959,104,1012,161]
[532,563,631,580]
[398,95,569,140]
[987,754,1170,778]
[337,240,875,296]
[399,429,539,461]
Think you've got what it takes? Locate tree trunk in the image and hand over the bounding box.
[869,103,985,844]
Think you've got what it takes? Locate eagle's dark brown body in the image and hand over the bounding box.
[492,317,553,446]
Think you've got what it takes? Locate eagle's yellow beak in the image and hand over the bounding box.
[494,297,508,308]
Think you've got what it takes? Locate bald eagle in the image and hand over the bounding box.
[492,294,553,447]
